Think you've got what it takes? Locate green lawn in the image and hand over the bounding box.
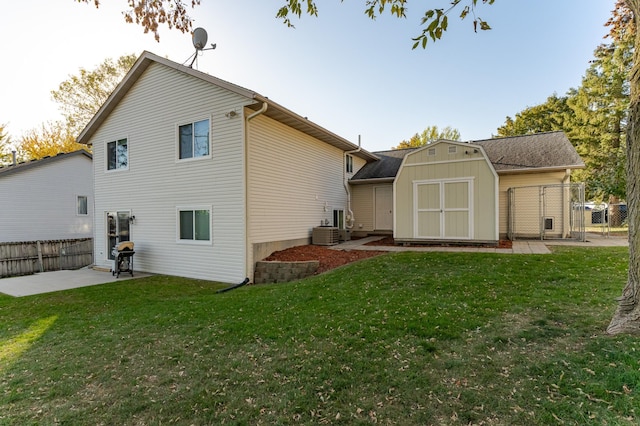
[0,247,637,425]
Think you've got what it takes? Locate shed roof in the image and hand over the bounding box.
[0,150,92,179]
[77,51,378,162]
[351,131,584,182]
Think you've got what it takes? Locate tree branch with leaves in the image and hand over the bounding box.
[276,0,494,49]
[75,0,200,41]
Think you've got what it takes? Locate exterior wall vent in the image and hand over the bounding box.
[312,226,339,245]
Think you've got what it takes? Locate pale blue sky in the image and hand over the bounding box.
[1,1,615,152]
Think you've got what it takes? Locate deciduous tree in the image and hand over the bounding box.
[394,125,460,149]
[17,121,86,161]
[51,54,137,137]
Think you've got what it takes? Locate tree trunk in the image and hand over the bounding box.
[608,0,640,334]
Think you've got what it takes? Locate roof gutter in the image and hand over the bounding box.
[244,101,268,281]
[495,165,585,175]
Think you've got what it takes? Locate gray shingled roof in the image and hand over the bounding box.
[472,131,584,172]
[0,150,92,178]
[351,131,584,182]
[350,148,418,180]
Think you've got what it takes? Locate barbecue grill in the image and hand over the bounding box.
[112,241,135,278]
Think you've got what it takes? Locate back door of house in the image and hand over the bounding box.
[107,211,131,260]
[414,179,472,239]
[374,186,393,231]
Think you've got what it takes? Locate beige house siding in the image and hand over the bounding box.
[247,112,357,267]
[394,142,498,241]
[350,183,393,235]
[497,171,569,238]
[90,62,250,283]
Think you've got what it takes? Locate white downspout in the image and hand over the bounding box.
[245,102,268,281]
[343,135,362,229]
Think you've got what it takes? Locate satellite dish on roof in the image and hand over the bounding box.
[186,27,217,69]
[192,27,208,50]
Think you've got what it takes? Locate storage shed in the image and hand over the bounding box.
[393,140,498,243]
[349,132,585,243]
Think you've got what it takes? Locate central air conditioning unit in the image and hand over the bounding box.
[338,229,351,241]
[312,226,339,246]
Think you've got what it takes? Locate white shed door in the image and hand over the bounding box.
[374,186,393,230]
[414,180,472,239]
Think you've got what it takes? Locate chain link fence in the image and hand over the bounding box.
[585,202,628,237]
[507,183,586,241]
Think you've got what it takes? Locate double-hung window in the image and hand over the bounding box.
[346,154,353,174]
[178,207,212,243]
[178,119,210,160]
[106,138,128,171]
[77,196,88,215]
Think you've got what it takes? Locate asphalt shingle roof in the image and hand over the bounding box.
[351,131,584,181]
[473,131,584,172]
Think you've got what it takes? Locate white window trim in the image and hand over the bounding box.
[176,205,213,245]
[76,195,89,216]
[412,177,474,240]
[104,136,129,173]
[176,116,212,163]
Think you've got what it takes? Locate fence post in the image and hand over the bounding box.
[36,241,44,273]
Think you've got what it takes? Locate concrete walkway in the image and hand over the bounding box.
[331,233,628,255]
[332,236,551,254]
[0,267,150,297]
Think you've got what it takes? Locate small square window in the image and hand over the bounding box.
[448,146,457,154]
[106,138,128,171]
[77,196,88,215]
[427,148,436,156]
[179,119,210,160]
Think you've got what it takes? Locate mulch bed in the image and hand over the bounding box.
[263,245,385,274]
[264,237,512,275]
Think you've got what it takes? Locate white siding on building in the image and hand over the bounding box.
[91,63,250,283]
[0,154,93,243]
[247,113,351,263]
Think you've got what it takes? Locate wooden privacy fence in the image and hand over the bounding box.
[0,238,93,278]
